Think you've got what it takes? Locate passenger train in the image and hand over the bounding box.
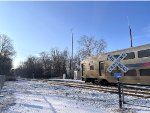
[81,44,150,85]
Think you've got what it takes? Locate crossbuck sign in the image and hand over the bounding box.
[107,53,128,73]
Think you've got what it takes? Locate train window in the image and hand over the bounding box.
[138,49,150,58]
[123,52,135,60]
[124,69,137,76]
[107,54,119,60]
[99,61,104,76]
[113,55,119,58]
[140,69,150,76]
[100,62,104,70]
[90,65,94,70]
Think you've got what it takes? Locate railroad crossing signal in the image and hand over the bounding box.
[114,72,122,78]
[107,53,128,73]
[107,53,128,109]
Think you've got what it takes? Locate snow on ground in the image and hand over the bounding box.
[0,79,150,113]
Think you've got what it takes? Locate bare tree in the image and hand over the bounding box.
[0,55,12,75]
[39,52,50,69]
[73,54,81,71]
[77,35,107,60]
[0,34,15,57]
[49,48,71,78]
[16,48,70,79]
[60,49,69,77]
[95,39,107,55]
[78,35,96,58]
[19,56,42,78]
[39,51,52,78]
[50,48,65,77]
[0,34,15,77]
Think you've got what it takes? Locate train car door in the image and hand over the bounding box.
[99,61,104,76]
[81,64,86,77]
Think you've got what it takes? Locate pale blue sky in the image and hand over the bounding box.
[0,1,150,68]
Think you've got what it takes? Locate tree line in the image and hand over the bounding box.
[15,49,71,79]
[0,34,15,80]
[0,34,107,79]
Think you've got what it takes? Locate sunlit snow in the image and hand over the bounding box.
[0,79,150,113]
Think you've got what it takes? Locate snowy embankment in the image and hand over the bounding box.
[0,79,150,113]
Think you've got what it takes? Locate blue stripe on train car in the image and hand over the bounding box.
[125,63,143,67]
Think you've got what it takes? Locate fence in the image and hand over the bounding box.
[0,75,5,91]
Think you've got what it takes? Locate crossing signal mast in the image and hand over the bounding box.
[127,16,133,48]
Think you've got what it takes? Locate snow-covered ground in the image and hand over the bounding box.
[0,79,150,113]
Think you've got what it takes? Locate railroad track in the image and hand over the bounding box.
[42,80,150,98]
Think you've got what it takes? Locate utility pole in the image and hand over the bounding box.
[70,29,74,78]
[127,16,133,48]
[129,25,133,47]
[71,30,73,61]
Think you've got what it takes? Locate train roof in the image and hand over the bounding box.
[81,44,150,62]
[105,43,150,55]
[81,55,98,63]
